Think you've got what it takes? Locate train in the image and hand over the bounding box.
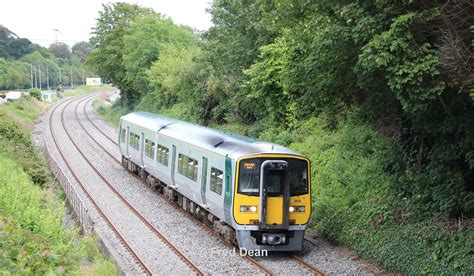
[119,112,311,251]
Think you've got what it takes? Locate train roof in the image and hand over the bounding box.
[120,112,301,159]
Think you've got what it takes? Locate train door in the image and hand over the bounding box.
[259,160,290,229]
[126,126,130,157]
[224,157,232,222]
[171,145,176,186]
[140,132,145,166]
[201,157,208,204]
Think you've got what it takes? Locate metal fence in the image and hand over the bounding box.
[41,145,93,233]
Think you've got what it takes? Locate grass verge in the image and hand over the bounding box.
[63,84,115,98]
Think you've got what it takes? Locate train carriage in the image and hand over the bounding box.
[119,112,311,251]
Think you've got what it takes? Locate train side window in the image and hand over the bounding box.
[177,153,198,181]
[120,128,126,143]
[156,144,169,166]
[145,139,155,159]
[210,167,223,195]
[129,132,140,150]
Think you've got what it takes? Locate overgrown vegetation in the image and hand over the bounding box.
[89,1,474,273]
[0,96,115,274]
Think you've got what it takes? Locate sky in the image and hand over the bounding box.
[0,0,213,47]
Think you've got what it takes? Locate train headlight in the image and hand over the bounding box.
[240,205,258,213]
[289,206,305,212]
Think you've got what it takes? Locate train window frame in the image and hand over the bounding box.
[129,132,140,150]
[210,167,223,195]
[156,144,169,166]
[177,153,198,182]
[144,139,155,159]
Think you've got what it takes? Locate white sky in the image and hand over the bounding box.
[0,0,213,47]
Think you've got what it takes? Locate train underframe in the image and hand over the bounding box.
[122,156,238,245]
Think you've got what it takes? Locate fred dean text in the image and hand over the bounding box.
[212,247,268,257]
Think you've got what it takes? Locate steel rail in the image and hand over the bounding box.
[291,254,325,275]
[48,95,153,275]
[84,96,118,145]
[63,95,205,275]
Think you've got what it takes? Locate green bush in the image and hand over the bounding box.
[93,99,130,128]
[0,152,115,274]
[0,98,47,186]
[28,88,42,100]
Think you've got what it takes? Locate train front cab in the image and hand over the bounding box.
[233,154,311,251]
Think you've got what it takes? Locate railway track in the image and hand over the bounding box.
[76,93,326,275]
[48,94,204,275]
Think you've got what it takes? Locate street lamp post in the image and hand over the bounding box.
[38,65,42,90]
[34,66,37,88]
[30,64,33,89]
[46,65,50,90]
[70,69,74,89]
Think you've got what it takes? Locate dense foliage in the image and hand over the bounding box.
[90,1,473,273]
[0,25,95,91]
[0,97,115,274]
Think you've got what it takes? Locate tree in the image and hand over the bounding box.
[72,41,93,63]
[0,58,11,89]
[123,14,195,103]
[202,0,278,123]
[48,42,71,59]
[88,2,155,108]
[0,25,32,59]
[7,38,32,59]
[28,88,41,100]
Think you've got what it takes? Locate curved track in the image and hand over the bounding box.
[48,94,204,275]
[78,92,326,275]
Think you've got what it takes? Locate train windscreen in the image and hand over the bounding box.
[238,158,308,196]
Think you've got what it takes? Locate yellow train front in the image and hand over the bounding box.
[231,154,311,251]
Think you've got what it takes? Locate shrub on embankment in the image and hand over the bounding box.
[0,96,115,274]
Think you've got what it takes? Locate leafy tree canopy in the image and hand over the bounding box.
[48,42,71,59]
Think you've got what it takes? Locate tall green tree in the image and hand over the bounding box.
[123,14,195,102]
[48,42,71,60]
[88,2,154,107]
[72,41,93,63]
[203,0,278,123]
